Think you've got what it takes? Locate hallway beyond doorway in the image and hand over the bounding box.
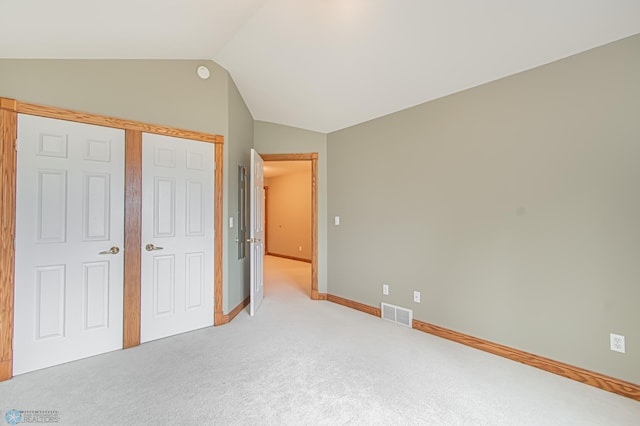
[264,255,312,298]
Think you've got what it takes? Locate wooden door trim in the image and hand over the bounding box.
[0,99,18,380]
[264,186,269,254]
[123,130,142,348]
[260,153,319,300]
[15,101,224,144]
[0,97,225,381]
[214,143,224,325]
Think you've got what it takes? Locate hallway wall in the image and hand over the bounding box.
[265,169,312,261]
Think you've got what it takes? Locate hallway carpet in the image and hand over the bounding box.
[0,256,638,425]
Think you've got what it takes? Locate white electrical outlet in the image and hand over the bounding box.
[382,284,389,295]
[610,333,626,353]
[413,291,421,303]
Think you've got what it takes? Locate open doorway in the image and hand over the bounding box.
[260,153,319,300]
[263,160,311,262]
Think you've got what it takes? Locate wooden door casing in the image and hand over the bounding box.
[0,97,224,381]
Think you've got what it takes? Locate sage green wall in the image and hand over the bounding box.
[0,59,249,315]
[0,60,228,134]
[327,34,640,384]
[253,121,328,294]
[225,78,253,312]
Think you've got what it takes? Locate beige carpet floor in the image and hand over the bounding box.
[0,255,638,425]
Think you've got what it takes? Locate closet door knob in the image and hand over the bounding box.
[99,246,120,255]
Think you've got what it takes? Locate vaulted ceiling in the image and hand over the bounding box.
[1,0,639,133]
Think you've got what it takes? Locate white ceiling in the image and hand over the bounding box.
[1,0,639,133]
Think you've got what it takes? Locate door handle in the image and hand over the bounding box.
[246,238,262,243]
[145,243,164,252]
[99,246,120,255]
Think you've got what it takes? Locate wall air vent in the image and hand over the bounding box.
[381,303,413,327]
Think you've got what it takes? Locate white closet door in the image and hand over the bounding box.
[14,114,125,375]
[140,133,214,343]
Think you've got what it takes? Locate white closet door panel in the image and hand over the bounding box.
[83,261,110,330]
[83,172,111,241]
[14,114,125,375]
[141,133,214,343]
[185,252,204,310]
[35,265,66,340]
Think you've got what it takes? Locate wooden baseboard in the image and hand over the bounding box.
[214,312,226,326]
[325,294,639,401]
[312,291,328,301]
[412,319,640,401]
[326,294,381,317]
[221,297,250,324]
[267,253,312,264]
